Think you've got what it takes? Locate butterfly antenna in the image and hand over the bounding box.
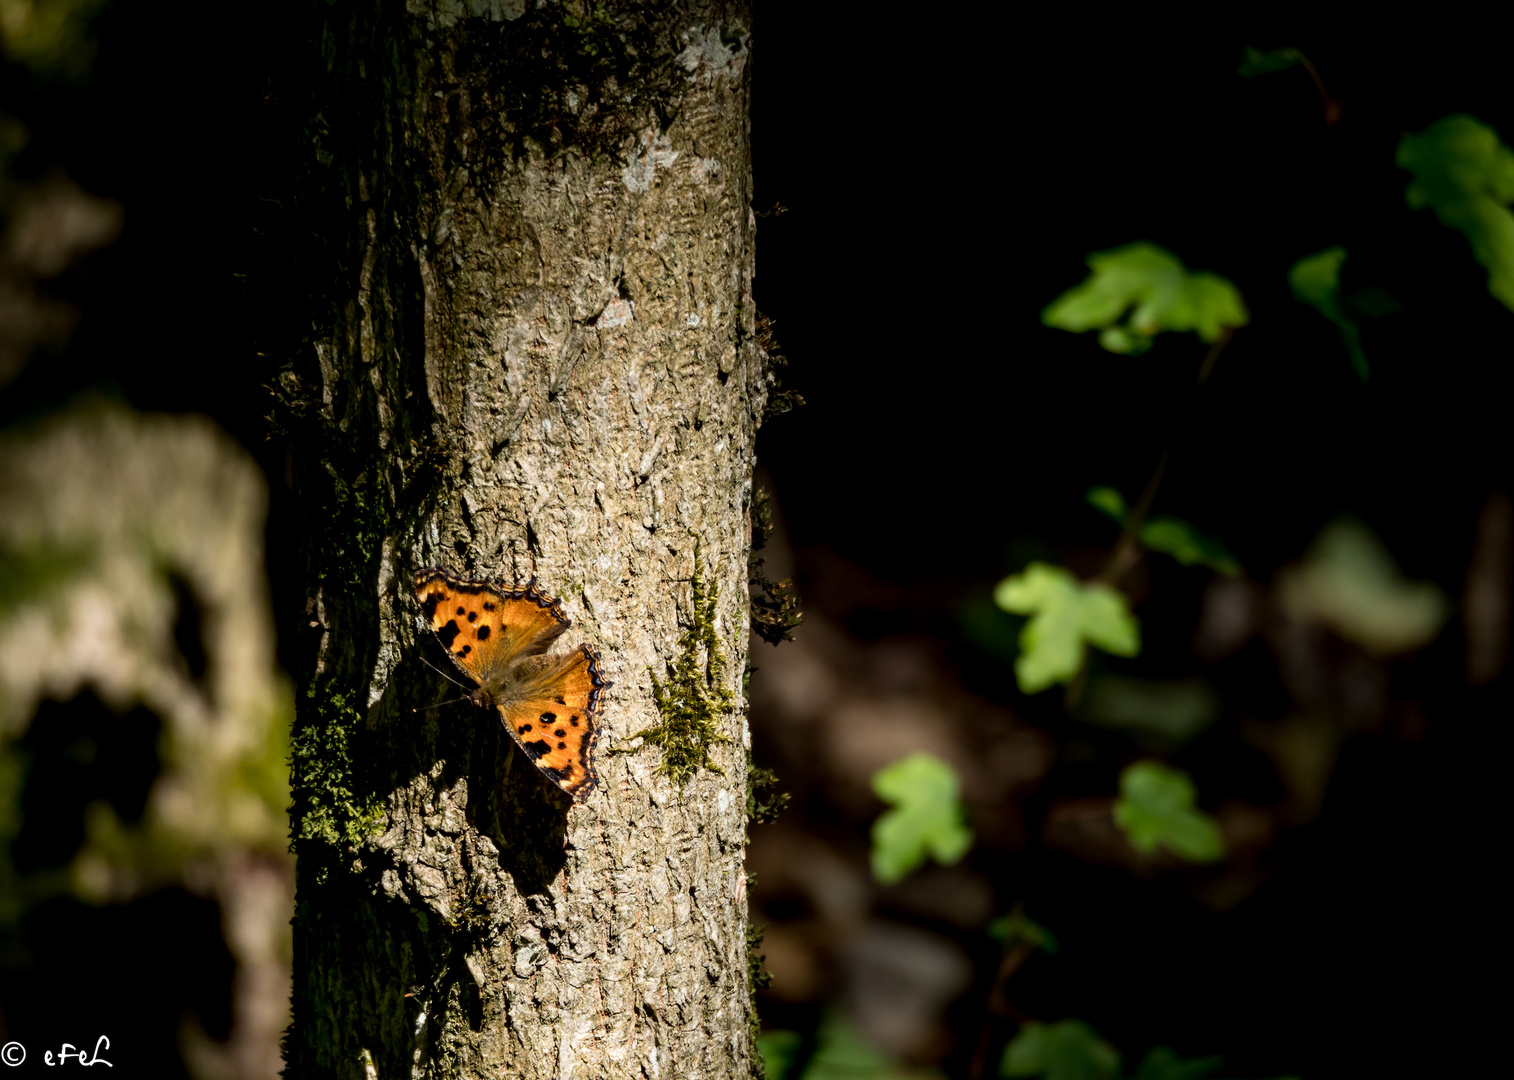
[412,694,472,714]
[418,652,471,691]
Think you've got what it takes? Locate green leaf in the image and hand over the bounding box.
[994,563,1140,693]
[1288,247,1368,382]
[1043,243,1249,353]
[987,913,1060,955]
[1001,1020,1120,1080]
[1275,517,1449,655]
[1236,45,1306,78]
[1138,517,1241,575]
[1084,490,1240,574]
[1113,761,1225,863]
[1084,487,1127,523]
[1397,114,1514,311]
[759,1031,804,1080]
[800,1012,945,1079]
[1097,326,1154,355]
[870,754,973,885]
[1128,1046,1225,1080]
[1288,246,1346,309]
[1078,676,1218,748]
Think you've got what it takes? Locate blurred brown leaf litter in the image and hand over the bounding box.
[743,479,1504,1071]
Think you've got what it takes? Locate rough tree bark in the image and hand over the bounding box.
[279,3,764,1077]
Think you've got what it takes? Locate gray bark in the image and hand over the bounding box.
[281,3,764,1077]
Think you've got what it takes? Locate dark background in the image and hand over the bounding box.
[747,11,1509,1080]
[2,5,1509,1078]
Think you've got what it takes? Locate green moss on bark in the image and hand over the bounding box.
[288,687,384,862]
[622,544,732,785]
[744,766,784,1078]
[748,487,803,646]
[283,408,395,870]
[746,765,789,830]
[747,916,771,1080]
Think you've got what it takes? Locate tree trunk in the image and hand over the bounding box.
[280,3,763,1077]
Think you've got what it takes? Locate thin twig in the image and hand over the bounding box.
[967,935,1039,1079]
[1097,448,1170,586]
[1297,56,1343,125]
[1195,326,1235,386]
[1098,324,1235,588]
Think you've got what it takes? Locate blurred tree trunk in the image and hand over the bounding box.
[279,3,764,1077]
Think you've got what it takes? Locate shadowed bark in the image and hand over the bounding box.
[278,3,764,1076]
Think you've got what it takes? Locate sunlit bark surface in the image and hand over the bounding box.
[282,3,762,1077]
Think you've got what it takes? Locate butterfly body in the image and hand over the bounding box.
[414,566,609,801]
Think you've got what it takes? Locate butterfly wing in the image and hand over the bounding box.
[414,567,571,691]
[495,644,609,801]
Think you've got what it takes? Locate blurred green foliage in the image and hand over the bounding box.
[0,0,110,81]
[1001,1020,1120,1080]
[1235,46,1306,78]
[1288,247,1369,381]
[759,1030,804,1080]
[1113,761,1225,863]
[1137,519,1239,574]
[1085,488,1240,575]
[1001,1024,1298,1080]
[1397,114,1514,311]
[760,1014,944,1080]
[1276,517,1449,656]
[796,1018,912,1080]
[1126,1047,1224,1080]
[869,753,973,885]
[1042,244,1249,355]
[1077,676,1218,749]
[994,563,1140,693]
[988,911,1060,954]
[850,53,1493,1080]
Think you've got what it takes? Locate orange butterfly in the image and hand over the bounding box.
[413,567,610,802]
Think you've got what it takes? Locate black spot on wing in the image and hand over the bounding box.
[483,601,496,612]
[458,644,472,657]
[554,728,566,738]
[467,610,478,623]
[540,711,557,723]
[436,620,461,649]
[421,590,444,620]
[568,716,579,727]
[519,723,532,733]
[456,606,465,616]
[476,624,491,640]
[522,738,550,760]
[557,741,566,749]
